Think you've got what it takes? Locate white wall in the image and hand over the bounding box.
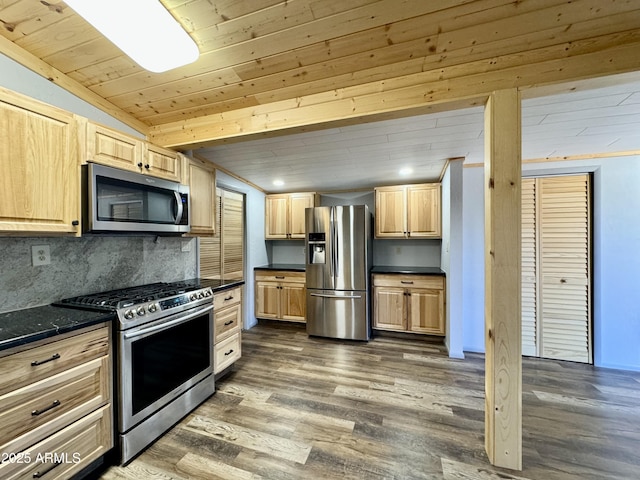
[0,53,141,137]
[462,156,640,371]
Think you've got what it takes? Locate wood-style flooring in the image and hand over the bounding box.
[101,321,640,480]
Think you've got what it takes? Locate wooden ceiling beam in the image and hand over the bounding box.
[148,40,640,149]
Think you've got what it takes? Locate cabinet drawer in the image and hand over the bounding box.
[0,356,110,456]
[0,326,109,396]
[255,271,305,283]
[215,333,241,374]
[372,274,444,290]
[0,404,112,480]
[215,303,242,343]
[213,286,242,310]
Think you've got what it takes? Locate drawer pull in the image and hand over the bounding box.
[33,461,63,478]
[31,353,60,366]
[400,280,414,285]
[224,320,234,326]
[224,295,234,301]
[224,349,234,356]
[31,399,61,416]
[275,276,285,279]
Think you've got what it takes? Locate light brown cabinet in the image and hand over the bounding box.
[0,324,113,479]
[372,274,445,335]
[0,87,81,236]
[374,183,441,238]
[182,155,216,236]
[85,121,181,182]
[265,193,316,239]
[255,270,306,323]
[213,286,242,374]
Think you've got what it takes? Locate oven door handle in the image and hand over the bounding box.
[123,304,213,340]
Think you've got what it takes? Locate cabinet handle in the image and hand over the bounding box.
[224,320,234,326]
[275,276,285,279]
[33,461,63,478]
[31,353,60,366]
[144,164,150,169]
[137,162,143,167]
[224,295,234,301]
[224,349,234,356]
[401,281,414,285]
[32,399,61,416]
[72,220,79,226]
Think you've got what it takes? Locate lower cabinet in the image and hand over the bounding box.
[0,324,112,479]
[372,274,445,335]
[254,270,306,323]
[213,286,242,374]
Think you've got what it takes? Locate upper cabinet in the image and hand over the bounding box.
[182,155,216,236]
[375,183,441,238]
[265,192,316,239]
[85,122,181,182]
[0,88,81,236]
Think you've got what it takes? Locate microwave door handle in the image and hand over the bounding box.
[173,191,184,225]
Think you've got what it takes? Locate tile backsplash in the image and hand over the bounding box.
[0,236,197,313]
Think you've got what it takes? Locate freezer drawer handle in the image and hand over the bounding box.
[310,293,362,299]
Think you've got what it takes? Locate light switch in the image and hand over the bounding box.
[32,245,51,266]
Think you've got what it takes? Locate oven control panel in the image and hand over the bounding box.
[160,294,190,310]
[120,287,213,322]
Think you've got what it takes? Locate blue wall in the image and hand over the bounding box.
[462,156,640,371]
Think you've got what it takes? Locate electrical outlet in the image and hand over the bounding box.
[181,240,192,252]
[32,245,51,266]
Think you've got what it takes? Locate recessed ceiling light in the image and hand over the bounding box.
[65,0,199,73]
[399,167,413,176]
[273,180,285,186]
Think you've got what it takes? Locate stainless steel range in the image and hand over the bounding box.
[58,281,215,465]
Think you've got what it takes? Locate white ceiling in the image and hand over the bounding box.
[197,76,640,193]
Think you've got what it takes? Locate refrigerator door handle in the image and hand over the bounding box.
[310,293,362,300]
[333,209,339,278]
[329,207,335,279]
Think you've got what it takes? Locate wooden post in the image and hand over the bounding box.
[484,89,522,470]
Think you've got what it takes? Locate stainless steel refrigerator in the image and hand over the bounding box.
[305,205,372,340]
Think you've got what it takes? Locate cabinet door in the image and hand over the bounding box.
[184,156,216,236]
[86,122,143,172]
[373,286,406,330]
[0,89,81,235]
[145,144,181,181]
[280,282,306,322]
[408,288,445,335]
[407,184,441,238]
[375,186,406,238]
[255,282,280,319]
[289,193,315,239]
[265,195,289,239]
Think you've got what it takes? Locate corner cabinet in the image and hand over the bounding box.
[265,192,316,239]
[375,183,441,238]
[182,155,216,236]
[213,286,242,374]
[372,274,445,335]
[255,270,306,323]
[0,324,113,479]
[85,121,181,182]
[0,87,81,236]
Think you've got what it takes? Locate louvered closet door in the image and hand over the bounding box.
[539,175,591,363]
[521,178,538,357]
[521,174,591,363]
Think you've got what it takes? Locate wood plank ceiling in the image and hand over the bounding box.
[1,0,640,191]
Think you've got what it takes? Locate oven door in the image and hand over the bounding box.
[118,303,213,433]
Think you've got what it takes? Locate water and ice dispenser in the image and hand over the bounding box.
[308,232,326,264]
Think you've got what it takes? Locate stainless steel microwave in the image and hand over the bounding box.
[83,162,190,234]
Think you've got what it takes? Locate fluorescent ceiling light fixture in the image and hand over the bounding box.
[273,180,285,186]
[399,167,414,176]
[65,0,199,73]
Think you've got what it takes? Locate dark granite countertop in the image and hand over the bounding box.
[254,264,306,272]
[0,306,115,353]
[186,277,245,292]
[371,266,446,275]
